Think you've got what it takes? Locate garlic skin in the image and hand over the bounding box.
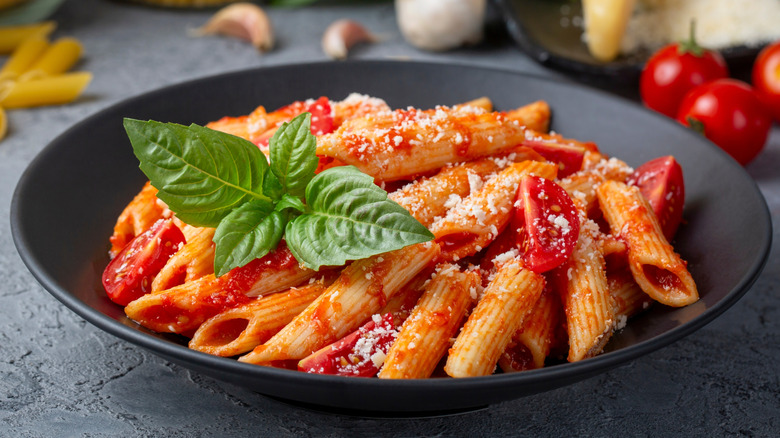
[322,19,376,60]
[195,2,274,52]
[395,0,485,51]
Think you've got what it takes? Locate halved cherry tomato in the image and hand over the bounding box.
[640,23,728,118]
[298,313,397,377]
[516,176,580,274]
[677,79,771,165]
[255,96,335,147]
[521,139,586,178]
[627,156,685,240]
[102,218,185,306]
[752,40,780,122]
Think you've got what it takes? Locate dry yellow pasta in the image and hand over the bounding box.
[18,37,83,81]
[0,106,6,141]
[0,21,56,54]
[0,71,92,109]
[0,36,49,81]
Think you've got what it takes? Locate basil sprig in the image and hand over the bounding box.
[124,113,433,276]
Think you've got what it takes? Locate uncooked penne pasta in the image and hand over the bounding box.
[0,106,6,141]
[152,226,216,292]
[109,182,166,257]
[499,286,562,372]
[379,264,479,379]
[316,103,550,181]
[0,21,56,54]
[0,71,92,109]
[445,259,545,377]
[431,160,557,261]
[238,241,440,364]
[560,218,616,362]
[597,180,698,307]
[189,282,326,357]
[18,37,83,81]
[0,37,49,81]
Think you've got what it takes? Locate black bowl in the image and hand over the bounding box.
[11,60,772,414]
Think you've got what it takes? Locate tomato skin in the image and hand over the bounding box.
[517,176,580,274]
[102,219,185,306]
[255,96,335,147]
[640,44,728,118]
[676,79,772,165]
[752,41,780,122]
[298,313,397,377]
[627,156,685,240]
[521,139,585,178]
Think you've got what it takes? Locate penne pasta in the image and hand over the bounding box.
[504,100,550,133]
[238,241,440,364]
[0,37,49,81]
[152,226,216,292]
[559,218,616,362]
[18,37,83,81]
[499,286,563,372]
[0,21,56,54]
[0,71,92,109]
[609,268,653,321]
[189,282,326,357]
[597,180,698,307]
[379,264,479,379]
[109,182,166,258]
[445,259,545,377]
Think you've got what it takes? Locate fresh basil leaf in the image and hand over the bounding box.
[269,113,319,199]
[212,199,287,277]
[276,193,308,215]
[284,166,434,270]
[124,119,270,227]
[263,172,284,201]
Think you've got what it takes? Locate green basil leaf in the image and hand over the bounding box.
[285,166,434,270]
[269,113,319,199]
[263,172,284,201]
[124,119,270,227]
[212,199,287,277]
[276,193,308,215]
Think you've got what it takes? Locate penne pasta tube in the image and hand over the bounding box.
[431,160,558,262]
[18,37,83,81]
[189,282,326,357]
[609,268,653,321]
[152,226,216,292]
[125,245,316,334]
[109,181,166,257]
[558,170,606,214]
[0,37,49,81]
[583,155,634,182]
[332,93,390,128]
[499,286,562,372]
[597,180,698,307]
[238,241,440,364]
[0,71,92,109]
[0,21,56,54]
[379,264,479,379]
[560,218,616,362]
[316,104,550,181]
[377,268,431,326]
[0,106,6,141]
[455,96,492,112]
[445,259,545,377]
[504,100,551,133]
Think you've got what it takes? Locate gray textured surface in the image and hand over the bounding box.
[1,1,778,436]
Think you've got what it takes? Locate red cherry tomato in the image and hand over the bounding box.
[677,79,772,165]
[255,96,335,147]
[102,218,185,306]
[521,139,586,178]
[627,156,685,240]
[298,313,397,377]
[516,176,580,274]
[640,25,728,118]
[752,41,780,122]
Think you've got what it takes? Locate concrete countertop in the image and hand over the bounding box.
[1,1,777,436]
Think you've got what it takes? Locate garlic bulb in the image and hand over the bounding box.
[395,0,486,51]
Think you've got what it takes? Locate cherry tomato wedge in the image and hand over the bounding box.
[255,96,335,147]
[627,156,685,240]
[102,218,185,306]
[677,79,771,165]
[516,176,580,274]
[298,313,397,377]
[521,139,586,178]
[752,40,780,122]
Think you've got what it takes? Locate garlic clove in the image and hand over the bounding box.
[195,2,274,52]
[322,19,376,60]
